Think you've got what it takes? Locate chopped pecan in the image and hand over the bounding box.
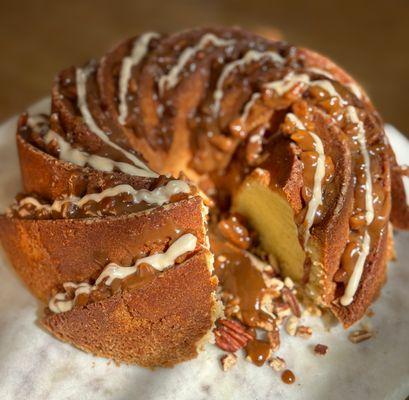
[285,316,299,336]
[214,319,254,352]
[348,329,373,344]
[218,214,251,249]
[269,356,286,371]
[314,344,328,355]
[281,287,301,317]
[296,325,312,339]
[267,327,280,352]
[284,277,295,290]
[220,353,237,371]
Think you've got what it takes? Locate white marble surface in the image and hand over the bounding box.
[0,100,408,400]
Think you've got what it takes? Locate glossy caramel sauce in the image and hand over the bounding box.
[281,369,296,384]
[245,339,271,367]
[212,235,270,327]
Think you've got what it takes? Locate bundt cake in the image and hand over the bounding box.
[0,27,408,367]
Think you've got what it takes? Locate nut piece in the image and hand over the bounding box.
[348,329,373,344]
[284,277,294,290]
[220,353,237,371]
[285,316,299,336]
[214,319,254,352]
[281,287,301,317]
[296,325,312,339]
[269,356,286,372]
[267,328,281,352]
[314,344,328,355]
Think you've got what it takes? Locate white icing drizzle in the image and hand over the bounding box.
[95,263,137,286]
[306,67,334,79]
[310,80,345,103]
[76,66,158,177]
[340,231,371,306]
[49,282,92,313]
[48,233,198,313]
[287,113,326,248]
[213,50,284,116]
[19,180,190,214]
[264,73,310,97]
[307,67,363,99]
[345,106,374,225]
[46,130,154,177]
[118,32,160,124]
[241,92,261,122]
[158,33,234,95]
[340,106,374,306]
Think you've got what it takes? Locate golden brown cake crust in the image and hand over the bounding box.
[0,196,207,302]
[43,250,217,367]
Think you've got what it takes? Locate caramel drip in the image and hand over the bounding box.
[286,113,326,247]
[281,369,296,384]
[245,339,271,367]
[211,235,272,327]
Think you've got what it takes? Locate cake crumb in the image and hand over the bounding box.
[220,353,237,371]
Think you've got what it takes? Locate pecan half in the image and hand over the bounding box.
[214,319,254,352]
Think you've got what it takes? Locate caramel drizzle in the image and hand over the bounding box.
[158,33,235,95]
[18,180,190,214]
[340,106,374,306]
[48,233,198,313]
[286,113,326,248]
[76,66,158,177]
[213,50,284,116]
[239,72,375,305]
[118,32,160,124]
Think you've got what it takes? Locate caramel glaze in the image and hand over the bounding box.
[245,339,271,367]
[211,234,271,328]
[281,369,296,384]
[10,191,189,220]
[53,239,198,311]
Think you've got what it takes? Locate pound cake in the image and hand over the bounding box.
[0,27,408,368]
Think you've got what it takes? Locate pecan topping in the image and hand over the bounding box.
[285,316,299,336]
[314,344,328,355]
[348,329,373,343]
[214,319,254,353]
[296,325,312,339]
[269,356,286,371]
[281,287,301,317]
[218,214,251,249]
[220,353,237,371]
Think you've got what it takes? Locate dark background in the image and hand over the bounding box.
[1,0,408,135]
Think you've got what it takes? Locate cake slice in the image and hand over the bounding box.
[42,241,217,367]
